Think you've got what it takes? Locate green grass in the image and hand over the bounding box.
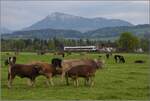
[1,52,150,100]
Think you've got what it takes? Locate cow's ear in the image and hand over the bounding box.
[8,57,11,60]
[8,57,12,64]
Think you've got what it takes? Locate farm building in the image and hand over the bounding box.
[97,47,116,52]
[64,46,97,51]
[134,48,144,53]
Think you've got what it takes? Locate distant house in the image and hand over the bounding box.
[135,48,143,53]
[64,46,96,51]
[98,47,116,52]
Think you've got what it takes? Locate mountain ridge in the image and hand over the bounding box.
[23,12,133,32]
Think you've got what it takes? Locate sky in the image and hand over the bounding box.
[1,0,149,30]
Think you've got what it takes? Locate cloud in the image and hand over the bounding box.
[1,1,149,30]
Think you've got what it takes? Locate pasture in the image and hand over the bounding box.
[1,52,150,100]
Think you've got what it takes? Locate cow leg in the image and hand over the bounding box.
[114,57,117,63]
[65,74,69,85]
[119,57,122,63]
[46,74,54,86]
[72,77,77,87]
[73,79,76,87]
[46,78,50,86]
[27,79,32,86]
[90,76,95,87]
[76,78,79,87]
[28,78,35,87]
[72,77,79,87]
[116,58,118,63]
[84,79,87,86]
[8,74,15,88]
[61,72,66,82]
[50,77,54,86]
[84,77,89,86]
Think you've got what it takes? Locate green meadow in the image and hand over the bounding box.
[1,52,150,100]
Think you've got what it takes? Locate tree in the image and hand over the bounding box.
[118,32,140,52]
[13,39,25,51]
[140,38,149,52]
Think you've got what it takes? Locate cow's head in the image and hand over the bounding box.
[51,58,62,68]
[6,56,16,65]
[94,59,105,69]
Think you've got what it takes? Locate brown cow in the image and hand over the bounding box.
[29,58,62,86]
[7,63,42,88]
[30,62,58,86]
[65,63,100,87]
[60,58,104,84]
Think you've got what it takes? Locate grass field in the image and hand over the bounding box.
[1,52,150,100]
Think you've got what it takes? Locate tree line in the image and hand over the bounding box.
[1,32,149,52]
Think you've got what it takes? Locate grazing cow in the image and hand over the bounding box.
[98,55,102,58]
[106,53,109,59]
[134,60,145,63]
[114,55,125,63]
[65,61,101,87]
[106,52,112,59]
[120,56,125,63]
[37,51,45,55]
[60,59,104,85]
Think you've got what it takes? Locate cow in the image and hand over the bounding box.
[7,63,42,88]
[114,55,125,63]
[134,60,145,63]
[60,58,104,85]
[65,60,101,87]
[29,58,63,86]
[106,53,109,59]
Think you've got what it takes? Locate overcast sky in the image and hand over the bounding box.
[1,1,149,30]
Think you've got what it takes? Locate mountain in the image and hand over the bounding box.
[23,12,133,32]
[2,24,150,40]
[0,27,12,34]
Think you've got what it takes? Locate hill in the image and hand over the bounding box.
[84,24,150,38]
[1,28,83,39]
[2,24,150,40]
